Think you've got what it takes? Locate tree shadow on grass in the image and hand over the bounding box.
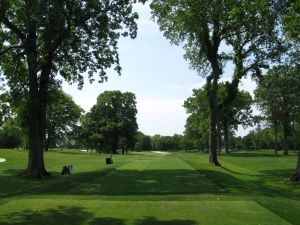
[63,169,221,196]
[0,168,222,199]
[134,216,197,225]
[0,207,198,225]
[223,152,278,158]
[220,166,257,176]
[0,206,93,225]
[1,166,299,200]
[0,168,114,199]
[198,168,300,200]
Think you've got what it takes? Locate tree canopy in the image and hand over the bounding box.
[45,88,83,150]
[184,84,253,153]
[255,65,300,155]
[80,90,138,154]
[151,0,285,165]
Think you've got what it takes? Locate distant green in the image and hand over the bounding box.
[0,149,299,225]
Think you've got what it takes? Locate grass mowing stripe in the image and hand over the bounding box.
[1,150,299,225]
[0,199,292,225]
[67,153,222,195]
[0,155,136,200]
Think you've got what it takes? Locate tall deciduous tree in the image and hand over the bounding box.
[255,66,300,155]
[217,85,253,153]
[0,0,143,177]
[183,88,209,152]
[184,85,252,154]
[45,88,83,151]
[151,0,282,165]
[81,90,138,154]
[283,0,300,182]
[135,131,152,151]
[151,0,234,165]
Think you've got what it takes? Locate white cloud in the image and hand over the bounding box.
[166,79,207,93]
[136,98,187,135]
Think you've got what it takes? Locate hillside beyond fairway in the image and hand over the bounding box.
[0,149,299,225]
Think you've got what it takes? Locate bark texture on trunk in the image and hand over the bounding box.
[26,60,48,178]
[217,123,221,154]
[24,12,53,178]
[223,119,229,154]
[290,151,300,182]
[283,113,290,155]
[207,74,221,166]
[283,132,289,155]
[274,127,279,156]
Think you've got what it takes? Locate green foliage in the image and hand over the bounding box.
[135,131,152,151]
[217,84,253,129]
[183,84,253,152]
[255,65,300,153]
[150,134,183,151]
[0,118,23,148]
[0,0,142,85]
[46,88,84,149]
[80,90,138,153]
[283,1,300,41]
[0,93,11,126]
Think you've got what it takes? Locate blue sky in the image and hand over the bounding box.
[63,3,257,136]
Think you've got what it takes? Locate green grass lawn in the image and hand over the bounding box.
[0,149,299,225]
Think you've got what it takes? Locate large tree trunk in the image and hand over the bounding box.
[283,114,290,155]
[290,150,300,182]
[26,56,48,178]
[217,123,222,154]
[274,126,279,155]
[207,74,221,166]
[25,15,51,178]
[223,119,229,154]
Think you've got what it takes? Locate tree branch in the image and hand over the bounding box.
[2,17,26,40]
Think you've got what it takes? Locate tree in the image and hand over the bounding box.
[45,88,83,151]
[135,131,152,151]
[81,91,138,154]
[255,66,300,155]
[0,93,11,126]
[151,0,283,165]
[282,0,300,182]
[0,117,23,148]
[151,0,233,165]
[217,85,253,153]
[0,0,143,177]
[184,85,253,154]
[183,88,209,152]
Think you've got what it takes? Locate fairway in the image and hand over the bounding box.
[0,149,299,225]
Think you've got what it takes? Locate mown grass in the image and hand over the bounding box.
[0,149,299,225]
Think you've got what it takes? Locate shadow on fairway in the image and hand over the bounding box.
[0,207,197,225]
[1,167,299,200]
[222,152,279,158]
[0,206,93,225]
[0,168,221,198]
[197,168,300,200]
[134,217,197,225]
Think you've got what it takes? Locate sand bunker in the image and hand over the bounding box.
[151,151,170,155]
[0,158,6,163]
